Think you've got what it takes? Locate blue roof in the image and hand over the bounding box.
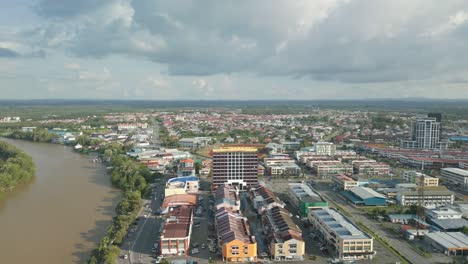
[167,176,199,183]
[450,136,468,142]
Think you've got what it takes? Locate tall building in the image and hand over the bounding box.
[314,141,336,156]
[400,115,449,150]
[212,146,259,189]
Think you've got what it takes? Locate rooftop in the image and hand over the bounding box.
[349,186,387,200]
[425,232,468,250]
[442,168,468,176]
[311,207,371,240]
[289,183,323,203]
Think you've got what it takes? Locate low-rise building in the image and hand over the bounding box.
[178,158,195,177]
[162,194,197,209]
[215,209,257,262]
[425,207,463,220]
[342,186,387,206]
[249,185,284,214]
[403,171,439,187]
[215,185,241,211]
[440,168,468,190]
[288,183,328,217]
[314,141,336,156]
[332,174,359,190]
[313,162,353,179]
[353,162,390,176]
[424,232,468,256]
[179,137,212,149]
[160,206,193,256]
[263,206,305,261]
[396,186,455,207]
[309,207,375,260]
[165,176,199,197]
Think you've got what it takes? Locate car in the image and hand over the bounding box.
[192,242,200,248]
[191,249,199,254]
[260,252,269,258]
[122,254,128,259]
[201,243,206,249]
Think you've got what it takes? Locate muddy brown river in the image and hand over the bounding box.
[0,138,119,264]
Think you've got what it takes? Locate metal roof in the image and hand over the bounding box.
[349,186,386,200]
[442,168,468,176]
[425,232,468,250]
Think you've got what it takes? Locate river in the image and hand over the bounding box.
[0,138,120,264]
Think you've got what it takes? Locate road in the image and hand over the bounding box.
[117,182,165,264]
[315,182,452,264]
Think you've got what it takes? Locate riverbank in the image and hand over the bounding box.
[0,138,119,264]
[0,140,35,194]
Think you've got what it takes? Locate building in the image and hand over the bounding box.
[440,168,468,190]
[263,206,305,261]
[179,137,212,149]
[313,162,353,179]
[342,186,387,206]
[309,207,375,260]
[400,116,449,150]
[314,141,336,156]
[165,176,199,197]
[212,146,259,190]
[460,162,468,170]
[281,141,301,152]
[424,232,468,256]
[396,186,455,207]
[332,174,359,190]
[162,194,197,209]
[425,207,468,231]
[178,158,196,177]
[353,162,390,176]
[288,183,328,217]
[215,185,241,211]
[426,207,463,220]
[215,209,257,262]
[249,185,284,214]
[403,171,439,187]
[160,206,193,256]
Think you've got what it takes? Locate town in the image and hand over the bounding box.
[1,105,468,264]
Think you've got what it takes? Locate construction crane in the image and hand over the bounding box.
[416,173,425,238]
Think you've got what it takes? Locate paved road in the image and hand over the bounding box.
[117,182,166,264]
[315,182,452,264]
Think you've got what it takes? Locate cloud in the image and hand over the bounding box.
[0,47,19,57]
[64,63,81,70]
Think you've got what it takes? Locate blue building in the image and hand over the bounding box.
[342,186,387,206]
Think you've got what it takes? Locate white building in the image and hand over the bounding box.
[308,207,375,260]
[400,116,449,150]
[440,168,468,190]
[425,207,463,220]
[314,142,336,156]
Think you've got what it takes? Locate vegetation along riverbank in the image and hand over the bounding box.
[0,141,35,194]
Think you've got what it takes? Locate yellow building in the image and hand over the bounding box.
[216,209,257,262]
[264,206,305,260]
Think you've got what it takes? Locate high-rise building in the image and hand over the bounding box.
[400,115,449,150]
[212,146,259,190]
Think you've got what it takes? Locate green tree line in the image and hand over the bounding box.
[7,129,59,143]
[0,141,35,192]
[87,147,158,264]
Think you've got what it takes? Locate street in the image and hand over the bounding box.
[117,178,166,264]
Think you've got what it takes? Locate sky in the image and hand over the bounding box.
[1,0,468,100]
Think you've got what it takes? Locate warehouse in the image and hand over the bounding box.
[342,186,387,206]
[425,232,468,256]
